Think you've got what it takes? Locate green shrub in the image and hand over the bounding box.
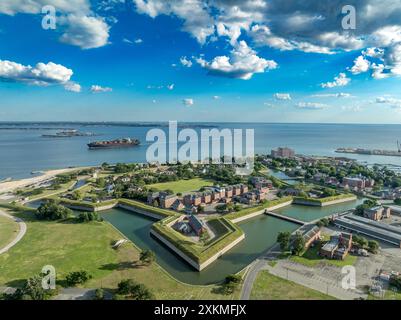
[65,270,92,287]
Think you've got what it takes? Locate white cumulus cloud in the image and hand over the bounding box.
[0,59,75,89]
[90,85,112,93]
[349,55,371,75]
[59,15,110,49]
[321,73,351,88]
[64,82,81,92]
[196,40,277,80]
[180,56,193,68]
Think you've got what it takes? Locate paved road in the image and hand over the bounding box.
[240,244,282,300]
[0,209,27,255]
[53,288,112,300]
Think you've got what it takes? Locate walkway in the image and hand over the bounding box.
[265,211,306,225]
[0,209,27,255]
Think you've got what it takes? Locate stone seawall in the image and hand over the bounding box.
[150,228,245,271]
[62,202,117,212]
[62,204,95,212]
[117,203,164,220]
[230,200,293,224]
[150,229,200,270]
[198,233,245,270]
[94,203,118,211]
[293,196,357,207]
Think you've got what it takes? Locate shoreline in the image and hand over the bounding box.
[0,167,87,195]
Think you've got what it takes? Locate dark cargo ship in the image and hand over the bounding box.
[87,138,140,149]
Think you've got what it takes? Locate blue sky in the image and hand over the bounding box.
[1,0,401,123]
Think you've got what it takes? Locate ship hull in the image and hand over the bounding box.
[88,144,139,149]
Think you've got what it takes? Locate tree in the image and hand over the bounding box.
[317,218,329,228]
[368,240,379,254]
[36,200,72,220]
[117,279,137,295]
[96,177,106,188]
[222,274,242,295]
[77,212,100,223]
[323,188,337,197]
[71,190,83,201]
[292,233,305,256]
[130,283,155,300]
[355,199,378,216]
[6,275,56,300]
[94,288,105,300]
[390,275,401,290]
[117,279,154,300]
[139,249,156,265]
[65,270,92,287]
[277,231,291,252]
[353,235,368,248]
[394,198,401,205]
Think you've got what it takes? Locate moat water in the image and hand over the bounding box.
[101,197,363,285]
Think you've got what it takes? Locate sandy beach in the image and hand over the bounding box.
[0,168,83,194]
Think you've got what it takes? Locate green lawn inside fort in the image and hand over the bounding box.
[148,178,214,194]
[0,215,19,249]
[250,270,335,300]
[0,209,239,300]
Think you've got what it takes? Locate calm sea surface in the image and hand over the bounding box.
[1,122,401,180]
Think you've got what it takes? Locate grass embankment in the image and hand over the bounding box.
[55,197,118,210]
[152,217,243,265]
[148,178,213,194]
[0,215,19,249]
[50,197,176,218]
[23,180,78,201]
[293,193,356,205]
[0,209,238,300]
[224,196,293,221]
[250,271,335,300]
[0,202,36,214]
[118,199,174,218]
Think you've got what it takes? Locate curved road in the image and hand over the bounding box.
[0,209,27,255]
[240,243,281,300]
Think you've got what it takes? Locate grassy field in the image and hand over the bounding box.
[0,215,19,249]
[148,178,213,194]
[290,242,357,268]
[0,209,238,300]
[250,271,335,300]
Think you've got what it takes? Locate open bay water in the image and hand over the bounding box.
[2,122,401,180]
